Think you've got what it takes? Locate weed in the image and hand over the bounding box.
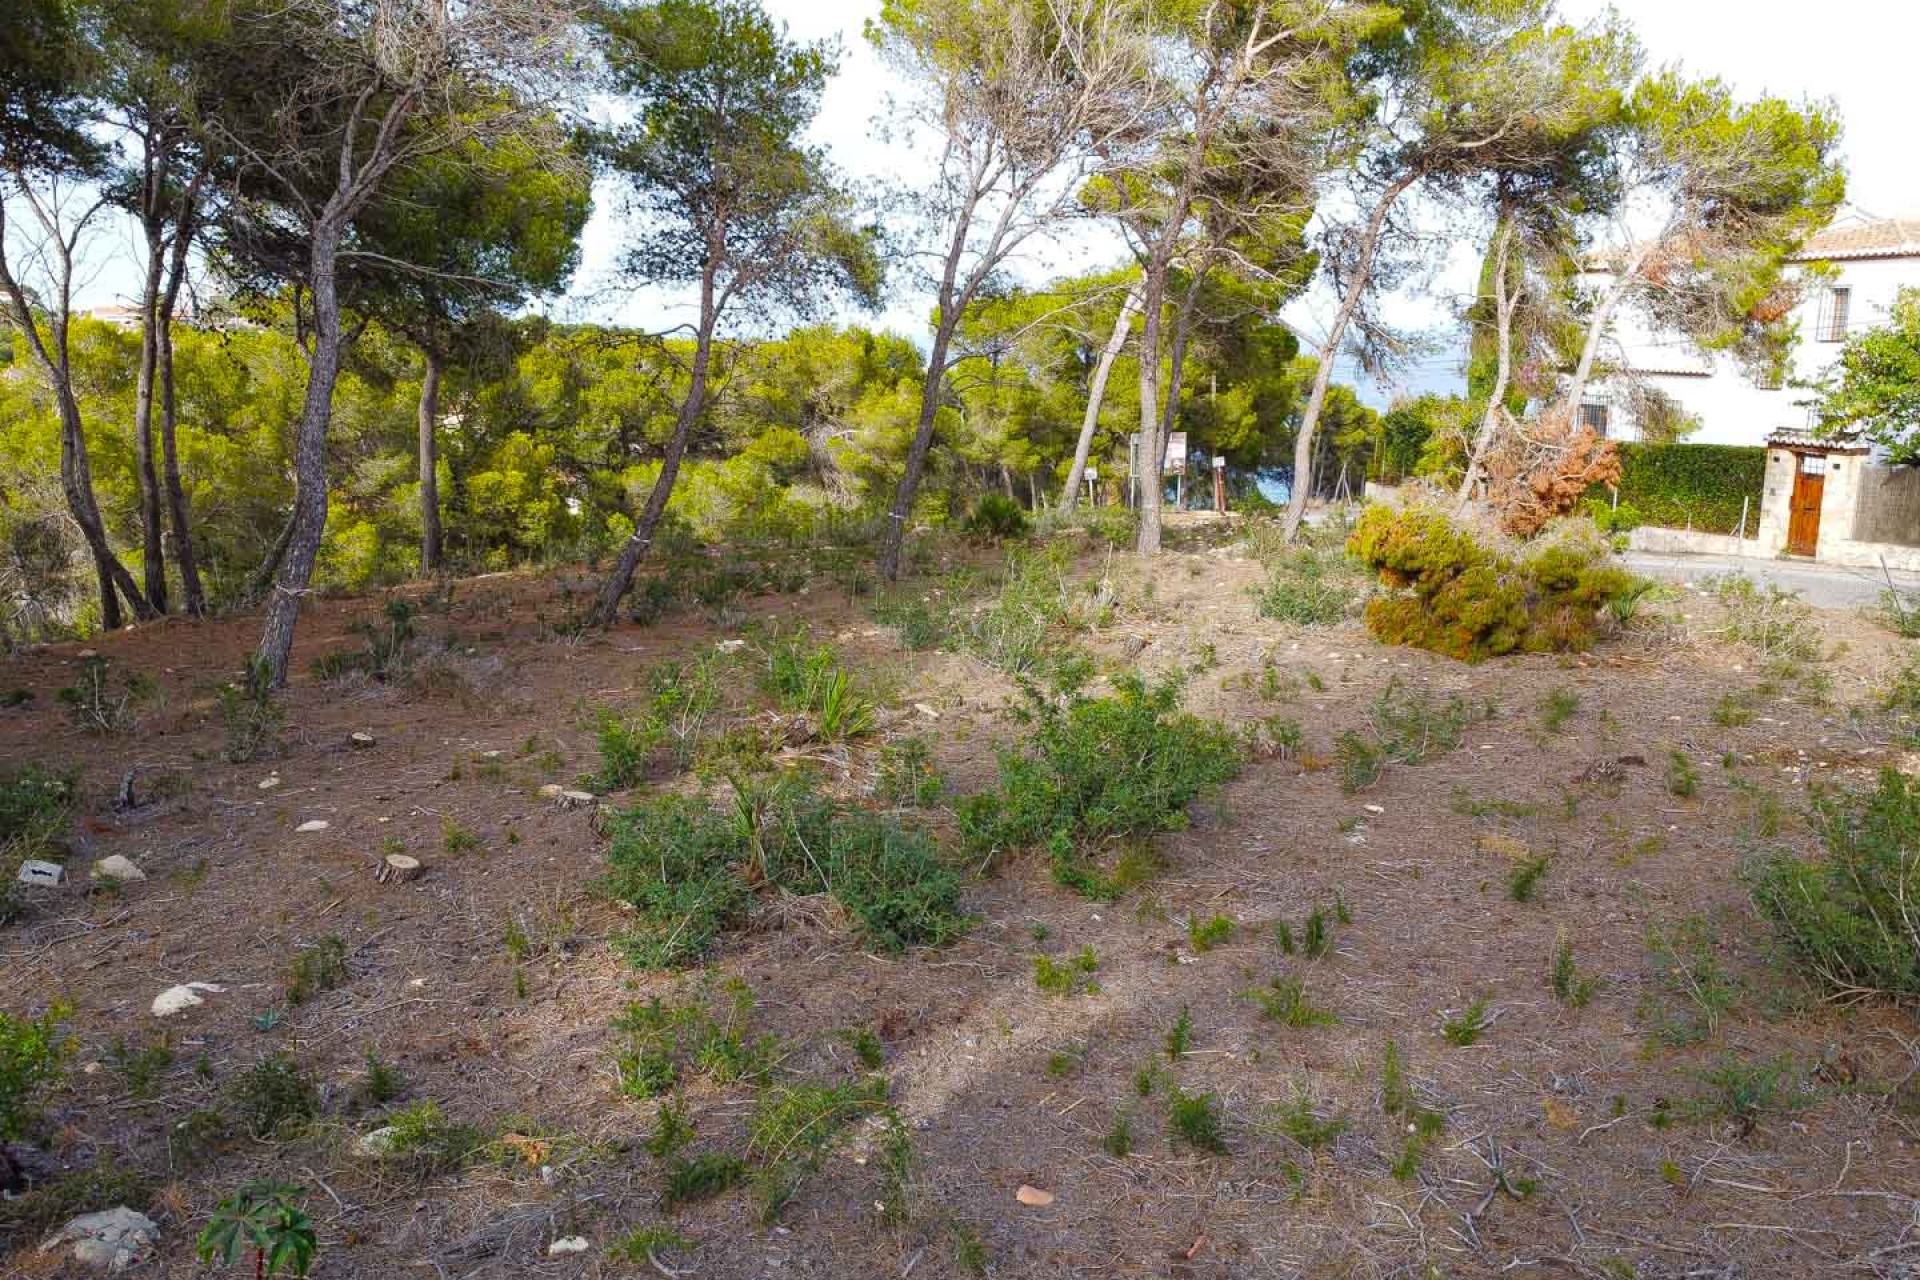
[950,1221,990,1274]
[0,1003,69,1140]
[285,935,348,1005]
[1165,1006,1194,1061]
[105,1037,172,1100]
[232,1054,317,1139]
[376,1099,489,1174]
[1034,947,1100,996]
[58,655,147,733]
[760,629,874,741]
[1747,768,1920,999]
[1643,914,1741,1045]
[614,982,779,1099]
[609,1226,696,1268]
[1665,749,1699,798]
[876,737,943,808]
[1102,1110,1134,1157]
[1167,1089,1228,1155]
[358,1050,405,1106]
[1711,690,1758,726]
[663,1152,749,1209]
[1271,1090,1348,1149]
[1252,543,1365,626]
[958,673,1241,898]
[1246,976,1337,1028]
[1507,853,1552,903]
[1550,931,1601,1007]
[748,1077,889,1220]
[602,774,967,967]
[1539,687,1580,733]
[1045,1044,1085,1078]
[845,1027,885,1070]
[1691,1054,1806,1135]
[1441,998,1491,1047]
[442,818,480,855]
[1275,920,1296,955]
[1186,914,1234,953]
[1338,678,1482,793]
[218,658,283,763]
[1303,908,1331,959]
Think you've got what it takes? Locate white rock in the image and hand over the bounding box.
[356,1126,400,1159]
[717,639,747,653]
[548,1237,590,1256]
[91,855,146,883]
[914,702,941,720]
[296,819,330,832]
[151,982,224,1018]
[350,731,376,748]
[40,1206,159,1273]
[1363,804,1385,815]
[258,775,281,790]
[16,859,64,887]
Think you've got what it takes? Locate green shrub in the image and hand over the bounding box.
[1348,506,1643,662]
[1746,768,1920,999]
[0,1003,69,1141]
[58,655,147,733]
[285,935,348,1005]
[601,775,967,967]
[759,629,873,741]
[233,1054,318,1139]
[1598,443,1765,534]
[749,1077,889,1220]
[590,656,727,790]
[375,1099,489,1174]
[876,737,943,808]
[1034,947,1099,996]
[958,674,1242,898]
[1245,976,1336,1027]
[963,494,1030,541]
[1167,1088,1227,1155]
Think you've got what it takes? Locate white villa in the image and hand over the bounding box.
[1579,211,1920,448]
[1579,212,1920,566]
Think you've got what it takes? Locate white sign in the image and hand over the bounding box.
[1166,432,1188,470]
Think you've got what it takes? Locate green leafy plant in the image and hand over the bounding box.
[1102,1111,1134,1157]
[231,1055,317,1140]
[1186,914,1234,952]
[748,1077,889,1220]
[1690,1054,1806,1135]
[196,1181,318,1278]
[1507,852,1552,903]
[1271,1090,1347,1149]
[1252,543,1365,625]
[0,1003,69,1141]
[1165,1006,1193,1061]
[963,493,1030,541]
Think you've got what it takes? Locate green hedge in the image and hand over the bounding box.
[1597,443,1766,533]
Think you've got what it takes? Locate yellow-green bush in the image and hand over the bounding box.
[1348,506,1643,662]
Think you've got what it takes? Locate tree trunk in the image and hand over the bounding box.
[592,269,718,625]
[1561,249,1645,423]
[1155,272,1202,478]
[877,319,956,583]
[417,346,443,574]
[1059,286,1140,513]
[1457,219,1521,510]
[256,227,347,685]
[132,222,169,614]
[1134,262,1169,556]
[248,504,296,606]
[1282,174,1419,541]
[157,306,203,615]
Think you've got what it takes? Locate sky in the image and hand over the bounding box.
[58,0,1920,409]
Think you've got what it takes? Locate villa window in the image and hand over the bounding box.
[1579,403,1609,436]
[1820,287,1851,342]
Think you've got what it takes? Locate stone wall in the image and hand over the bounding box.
[1852,465,1920,546]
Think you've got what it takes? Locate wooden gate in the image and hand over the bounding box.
[1787,454,1825,556]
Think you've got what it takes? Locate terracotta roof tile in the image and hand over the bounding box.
[1793,216,1920,261]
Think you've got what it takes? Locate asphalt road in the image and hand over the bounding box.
[1622,550,1920,611]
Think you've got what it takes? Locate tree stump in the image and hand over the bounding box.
[376,854,422,884]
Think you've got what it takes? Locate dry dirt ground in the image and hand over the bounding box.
[2,517,1919,1279]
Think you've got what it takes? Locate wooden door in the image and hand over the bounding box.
[1787,456,1825,556]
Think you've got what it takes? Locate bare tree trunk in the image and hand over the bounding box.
[592,264,718,624]
[157,304,203,615]
[1561,245,1647,422]
[248,504,295,606]
[1059,286,1140,513]
[1155,272,1202,477]
[877,320,956,582]
[1457,219,1520,510]
[1134,262,1169,556]
[256,226,347,685]
[417,345,443,574]
[133,221,169,614]
[1282,174,1418,541]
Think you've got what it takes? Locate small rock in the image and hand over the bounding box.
[40,1206,159,1273]
[91,855,146,883]
[914,702,941,720]
[296,819,330,833]
[356,1126,400,1159]
[151,982,224,1018]
[16,859,64,887]
[350,731,376,748]
[537,783,564,799]
[717,639,747,653]
[1015,1184,1055,1207]
[1363,804,1384,815]
[548,1237,590,1256]
[257,774,281,790]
